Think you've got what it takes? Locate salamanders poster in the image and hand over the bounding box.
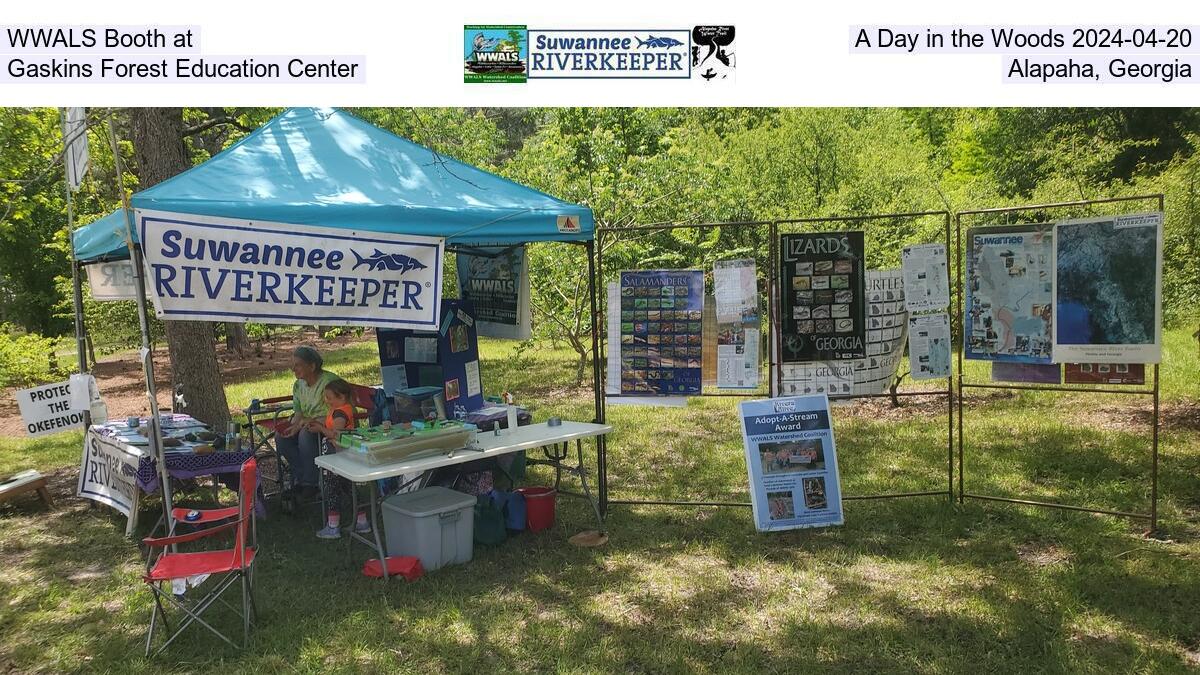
[965,224,1054,364]
[739,395,843,532]
[618,270,704,396]
[779,231,867,362]
[1053,212,1163,364]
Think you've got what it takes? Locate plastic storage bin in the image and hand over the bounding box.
[382,487,476,572]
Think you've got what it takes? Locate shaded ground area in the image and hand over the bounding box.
[0,334,1197,673]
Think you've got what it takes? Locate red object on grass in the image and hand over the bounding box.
[516,486,557,532]
[362,556,424,580]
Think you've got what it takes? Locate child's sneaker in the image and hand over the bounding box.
[316,525,341,539]
[354,513,371,534]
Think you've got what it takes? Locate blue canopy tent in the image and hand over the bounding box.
[73,107,593,263]
[69,107,608,527]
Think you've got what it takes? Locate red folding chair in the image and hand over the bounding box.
[142,458,259,657]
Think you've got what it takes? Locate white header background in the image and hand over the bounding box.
[0,0,1197,105]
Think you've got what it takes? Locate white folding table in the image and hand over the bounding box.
[315,421,612,579]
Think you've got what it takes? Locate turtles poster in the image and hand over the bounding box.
[1052,213,1163,364]
[779,231,867,362]
[618,270,704,396]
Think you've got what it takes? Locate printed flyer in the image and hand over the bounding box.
[618,270,704,396]
[908,313,951,380]
[779,231,867,362]
[714,259,760,390]
[900,243,950,313]
[739,395,843,531]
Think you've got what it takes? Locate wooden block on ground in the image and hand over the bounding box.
[0,470,52,508]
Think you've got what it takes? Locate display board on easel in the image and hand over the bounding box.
[377,298,486,417]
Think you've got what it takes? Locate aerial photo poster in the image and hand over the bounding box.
[618,270,704,396]
[1053,212,1163,364]
[779,231,867,363]
[779,270,907,397]
[965,224,1054,364]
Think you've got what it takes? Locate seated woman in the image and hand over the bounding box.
[276,346,339,500]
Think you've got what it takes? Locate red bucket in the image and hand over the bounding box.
[516,486,557,532]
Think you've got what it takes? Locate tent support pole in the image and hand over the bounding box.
[107,118,176,536]
[586,239,607,519]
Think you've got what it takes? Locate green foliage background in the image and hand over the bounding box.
[1,106,1197,386]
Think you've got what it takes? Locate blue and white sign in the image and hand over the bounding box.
[137,210,444,330]
[738,395,844,532]
[528,30,691,79]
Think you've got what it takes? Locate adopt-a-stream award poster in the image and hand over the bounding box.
[619,270,704,396]
[739,395,843,532]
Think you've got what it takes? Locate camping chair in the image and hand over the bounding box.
[243,395,293,499]
[142,458,259,657]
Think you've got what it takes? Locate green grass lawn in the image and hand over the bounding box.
[1,331,1198,673]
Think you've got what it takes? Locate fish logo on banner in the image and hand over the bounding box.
[138,210,444,330]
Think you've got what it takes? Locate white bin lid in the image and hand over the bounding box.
[383,486,476,518]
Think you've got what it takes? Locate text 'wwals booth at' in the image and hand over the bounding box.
[69,109,611,567]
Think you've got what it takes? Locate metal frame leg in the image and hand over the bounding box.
[368,481,388,580]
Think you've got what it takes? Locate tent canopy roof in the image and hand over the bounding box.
[73,107,593,263]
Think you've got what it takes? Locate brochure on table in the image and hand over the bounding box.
[739,395,844,532]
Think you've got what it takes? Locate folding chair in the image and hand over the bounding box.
[243,395,293,499]
[142,458,259,657]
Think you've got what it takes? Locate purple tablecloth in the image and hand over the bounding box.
[136,450,255,494]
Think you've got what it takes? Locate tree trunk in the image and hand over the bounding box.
[129,108,231,429]
[225,322,250,357]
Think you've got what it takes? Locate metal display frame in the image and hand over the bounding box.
[954,194,1164,533]
[593,211,956,513]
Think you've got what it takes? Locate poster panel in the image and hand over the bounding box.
[618,270,704,396]
[780,270,907,397]
[714,259,760,390]
[779,231,867,362]
[15,380,86,437]
[137,209,444,330]
[1052,212,1163,364]
[1064,362,1146,385]
[739,395,843,531]
[455,245,531,340]
[86,260,148,301]
[991,362,1062,384]
[965,224,1054,364]
[908,313,951,380]
[77,430,143,516]
[900,243,950,313]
